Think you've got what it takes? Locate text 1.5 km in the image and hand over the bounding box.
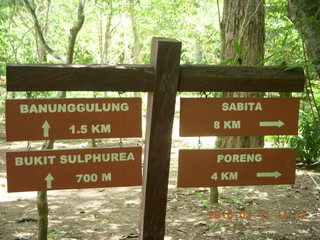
[69,124,111,134]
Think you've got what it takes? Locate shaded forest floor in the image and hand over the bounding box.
[0,119,320,240]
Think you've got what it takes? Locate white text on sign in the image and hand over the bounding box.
[14,152,136,166]
[19,102,130,113]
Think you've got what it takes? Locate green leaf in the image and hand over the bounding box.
[233,40,241,55]
[258,53,276,64]
[220,57,235,65]
[285,62,303,70]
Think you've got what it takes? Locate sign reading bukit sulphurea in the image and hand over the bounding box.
[6,147,142,192]
[180,98,300,136]
[6,98,142,141]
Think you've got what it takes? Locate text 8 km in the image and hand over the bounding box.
[213,121,241,129]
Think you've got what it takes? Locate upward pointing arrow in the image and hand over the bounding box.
[259,120,284,128]
[45,173,54,189]
[42,121,50,137]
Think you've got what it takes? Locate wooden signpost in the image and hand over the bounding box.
[178,148,296,187]
[6,98,141,141]
[180,98,300,136]
[7,147,142,192]
[6,38,305,240]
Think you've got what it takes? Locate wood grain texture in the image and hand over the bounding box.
[6,64,305,92]
[37,191,48,240]
[6,64,154,91]
[140,38,181,240]
[179,65,305,92]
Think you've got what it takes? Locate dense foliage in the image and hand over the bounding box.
[0,0,319,166]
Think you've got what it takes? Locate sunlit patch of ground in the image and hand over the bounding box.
[0,113,319,239]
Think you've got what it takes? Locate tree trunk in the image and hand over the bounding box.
[66,0,85,64]
[35,0,50,63]
[104,0,113,64]
[94,0,113,147]
[287,0,320,76]
[209,0,230,204]
[35,34,47,63]
[221,0,265,149]
[209,0,265,204]
[97,0,113,64]
[127,0,141,98]
[127,0,141,64]
[210,0,265,203]
[23,1,86,239]
[287,0,320,121]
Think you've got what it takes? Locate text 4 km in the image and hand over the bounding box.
[211,172,238,181]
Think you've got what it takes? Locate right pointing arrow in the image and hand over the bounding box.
[259,120,284,128]
[45,173,54,189]
[256,171,282,178]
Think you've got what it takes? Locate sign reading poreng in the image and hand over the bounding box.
[178,148,296,187]
[6,98,142,141]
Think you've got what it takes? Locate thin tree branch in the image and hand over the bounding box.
[127,0,141,63]
[216,0,221,25]
[98,1,103,63]
[302,33,320,123]
[16,27,34,54]
[23,0,65,62]
[66,0,86,64]
[43,0,51,33]
[104,0,113,63]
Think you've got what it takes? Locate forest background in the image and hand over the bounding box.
[0,0,319,166]
[0,0,320,239]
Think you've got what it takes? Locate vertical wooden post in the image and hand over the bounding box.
[140,38,181,240]
[37,191,48,240]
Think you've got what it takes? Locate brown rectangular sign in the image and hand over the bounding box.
[178,148,296,187]
[6,147,142,192]
[6,98,141,141]
[180,98,300,136]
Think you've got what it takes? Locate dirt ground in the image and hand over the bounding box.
[0,118,319,240]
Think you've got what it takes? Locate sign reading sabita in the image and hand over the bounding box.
[221,102,262,111]
[180,98,300,136]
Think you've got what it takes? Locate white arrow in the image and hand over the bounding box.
[42,121,51,137]
[45,173,54,189]
[256,171,282,178]
[259,120,284,128]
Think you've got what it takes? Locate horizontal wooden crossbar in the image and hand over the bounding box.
[6,64,305,92]
[6,64,155,92]
[179,65,305,92]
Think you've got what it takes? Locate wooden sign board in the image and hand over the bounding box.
[6,98,141,141]
[180,98,300,136]
[178,148,296,187]
[6,147,142,192]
